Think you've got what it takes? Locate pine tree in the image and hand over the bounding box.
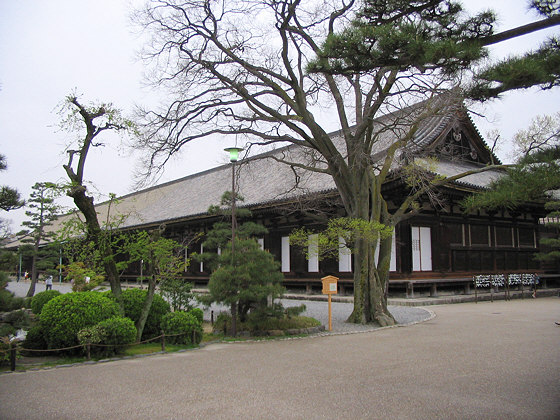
[18,182,62,296]
[198,192,283,336]
[0,154,24,211]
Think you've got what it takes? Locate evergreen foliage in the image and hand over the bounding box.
[0,154,24,211]
[30,290,62,315]
[160,311,203,345]
[116,289,170,340]
[95,316,137,353]
[464,113,560,265]
[132,0,557,326]
[18,182,63,297]
[207,239,285,322]
[469,0,560,100]
[39,292,120,350]
[308,0,494,74]
[536,201,560,263]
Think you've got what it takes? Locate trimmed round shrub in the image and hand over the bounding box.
[160,311,202,345]
[40,292,120,351]
[78,317,136,357]
[97,316,136,348]
[190,307,204,324]
[31,290,62,315]
[77,324,105,346]
[117,289,170,340]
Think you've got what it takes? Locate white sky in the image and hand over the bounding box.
[0,0,558,231]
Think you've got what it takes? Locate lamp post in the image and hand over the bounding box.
[224,146,243,337]
[224,147,243,257]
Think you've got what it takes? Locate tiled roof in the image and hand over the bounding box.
[10,98,502,246]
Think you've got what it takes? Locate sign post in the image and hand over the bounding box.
[321,275,339,331]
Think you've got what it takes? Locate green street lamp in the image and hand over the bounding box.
[224,146,243,337]
[224,147,243,249]
[224,147,243,163]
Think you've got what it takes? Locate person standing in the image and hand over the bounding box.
[45,275,53,291]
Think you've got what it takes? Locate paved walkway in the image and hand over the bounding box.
[1,298,559,419]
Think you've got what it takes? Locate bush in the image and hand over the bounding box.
[0,289,16,312]
[160,311,202,345]
[31,290,62,315]
[3,309,32,330]
[190,307,204,324]
[22,325,47,353]
[77,325,104,347]
[0,323,16,338]
[285,304,306,318]
[40,292,120,351]
[78,317,137,357]
[8,296,31,311]
[214,312,321,335]
[0,337,13,366]
[117,289,170,340]
[159,278,194,311]
[97,317,136,351]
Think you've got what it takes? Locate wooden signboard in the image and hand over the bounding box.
[322,275,339,331]
[322,275,338,295]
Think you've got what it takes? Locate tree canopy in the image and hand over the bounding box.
[308,0,560,100]
[463,112,560,211]
[0,154,24,212]
[133,0,558,325]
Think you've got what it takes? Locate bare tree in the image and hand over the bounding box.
[132,1,514,325]
[60,94,134,301]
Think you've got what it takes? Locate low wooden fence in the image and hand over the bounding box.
[1,329,199,372]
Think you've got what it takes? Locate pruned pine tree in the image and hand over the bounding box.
[197,192,279,336]
[0,154,24,211]
[463,112,560,212]
[18,182,62,297]
[469,1,560,100]
[133,1,555,325]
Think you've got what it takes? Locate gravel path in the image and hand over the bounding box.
[6,281,432,332]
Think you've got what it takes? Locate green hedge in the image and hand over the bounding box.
[97,316,136,348]
[160,311,202,345]
[22,325,48,353]
[78,316,137,357]
[31,290,62,315]
[117,289,171,340]
[190,307,204,324]
[40,292,120,351]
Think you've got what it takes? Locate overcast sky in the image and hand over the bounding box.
[0,0,558,231]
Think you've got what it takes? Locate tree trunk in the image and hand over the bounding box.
[343,166,396,326]
[230,302,238,337]
[135,273,157,342]
[346,236,395,326]
[25,240,40,297]
[68,185,122,304]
